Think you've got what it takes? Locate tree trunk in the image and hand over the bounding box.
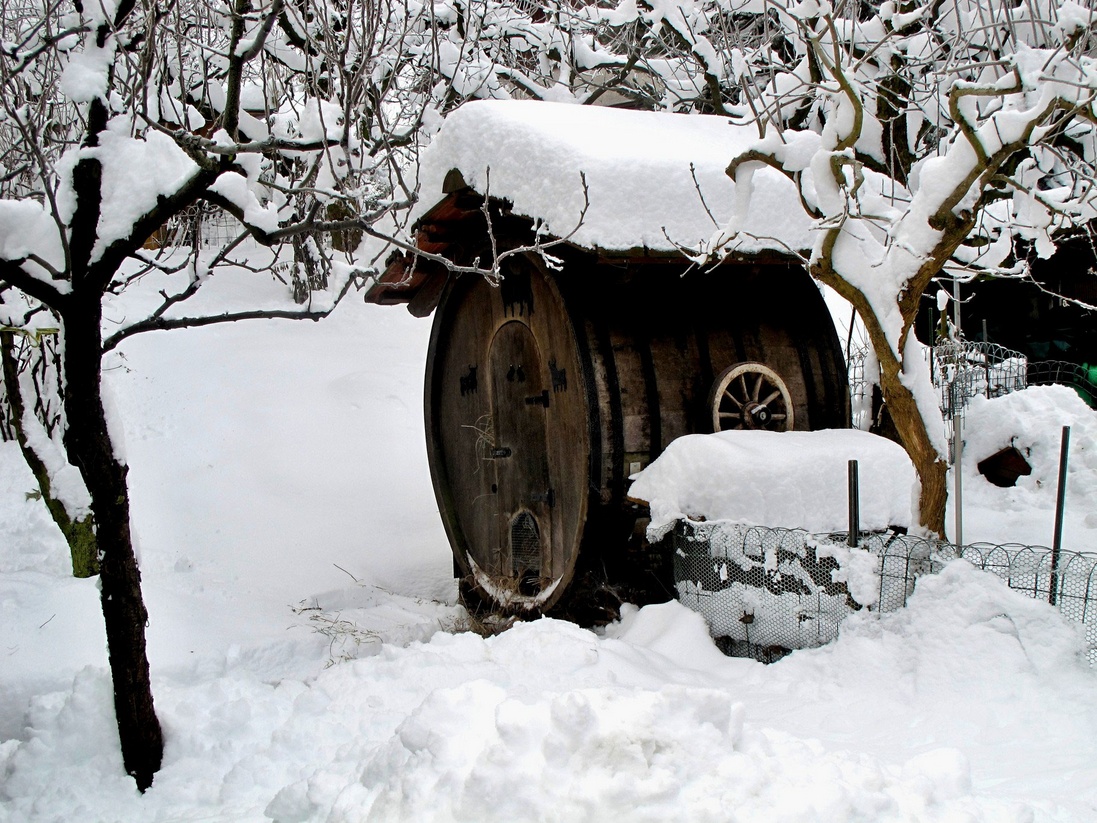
[1,330,100,577]
[60,300,163,791]
[290,232,330,304]
[877,354,948,537]
[813,269,949,536]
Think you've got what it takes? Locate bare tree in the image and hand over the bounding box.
[0,0,464,790]
[403,0,761,111]
[1,320,98,576]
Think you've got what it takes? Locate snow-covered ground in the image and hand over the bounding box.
[2,292,1097,822]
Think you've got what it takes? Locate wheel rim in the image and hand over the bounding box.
[710,362,794,432]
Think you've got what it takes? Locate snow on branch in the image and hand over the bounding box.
[702,0,1097,535]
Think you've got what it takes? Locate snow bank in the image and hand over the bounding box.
[4,571,1096,821]
[963,385,1096,505]
[415,100,813,255]
[957,385,1097,546]
[629,429,916,536]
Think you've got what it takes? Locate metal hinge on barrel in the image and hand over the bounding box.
[524,390,550,408]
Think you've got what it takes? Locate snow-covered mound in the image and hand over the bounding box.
[956,385,1097,547]
[629,429,916,536]
[415,100,813,254]
[964,384,1096,503]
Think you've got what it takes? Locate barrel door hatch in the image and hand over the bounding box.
[489,320,552,591]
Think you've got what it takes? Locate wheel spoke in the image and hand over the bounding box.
[761,389,782,407]
[722,389,743,408]
[752,375,763,402]
[770,413,787,421]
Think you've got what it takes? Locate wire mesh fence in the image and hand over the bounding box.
[146,204,244,249]
[931,340,1029,417]
[671,520,1097,665]
[848,339,1097,454]
[846,345,874,431]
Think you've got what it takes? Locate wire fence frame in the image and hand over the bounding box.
[848,339,1097,457]
[145,204,245,250]
[672,521,1097,665]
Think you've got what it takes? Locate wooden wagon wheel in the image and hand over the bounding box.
[709,362,795,432]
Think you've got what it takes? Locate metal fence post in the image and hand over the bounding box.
[982,321,991,397]
[952,276,962,335]
[1050,426,1071,606]
[953,415,963,547]
[848,460,860,547]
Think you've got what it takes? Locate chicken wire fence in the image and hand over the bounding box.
[931,340,1096,412]
[149,204,244,249]
[848,339,1097,456]
[670,520,1097,665]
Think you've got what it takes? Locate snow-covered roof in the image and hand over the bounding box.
[415,100,813,256]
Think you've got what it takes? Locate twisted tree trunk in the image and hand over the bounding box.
[810,255,950,537]
[60,298,162,791]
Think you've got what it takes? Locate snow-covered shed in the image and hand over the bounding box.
[366,101,850,619]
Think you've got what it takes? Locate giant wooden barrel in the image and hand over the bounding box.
[425,252,850,619]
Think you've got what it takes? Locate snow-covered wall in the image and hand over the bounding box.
[415,100,813,255]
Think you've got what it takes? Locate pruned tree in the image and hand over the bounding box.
[695,0,1097,535]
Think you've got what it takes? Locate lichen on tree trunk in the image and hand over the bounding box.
[0,329,100,577]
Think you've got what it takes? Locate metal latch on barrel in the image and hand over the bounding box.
[524,390,550,408]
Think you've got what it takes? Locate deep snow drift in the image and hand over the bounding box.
[2,295,1097,822]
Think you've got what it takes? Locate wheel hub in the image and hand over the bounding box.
[744,402,771,428]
